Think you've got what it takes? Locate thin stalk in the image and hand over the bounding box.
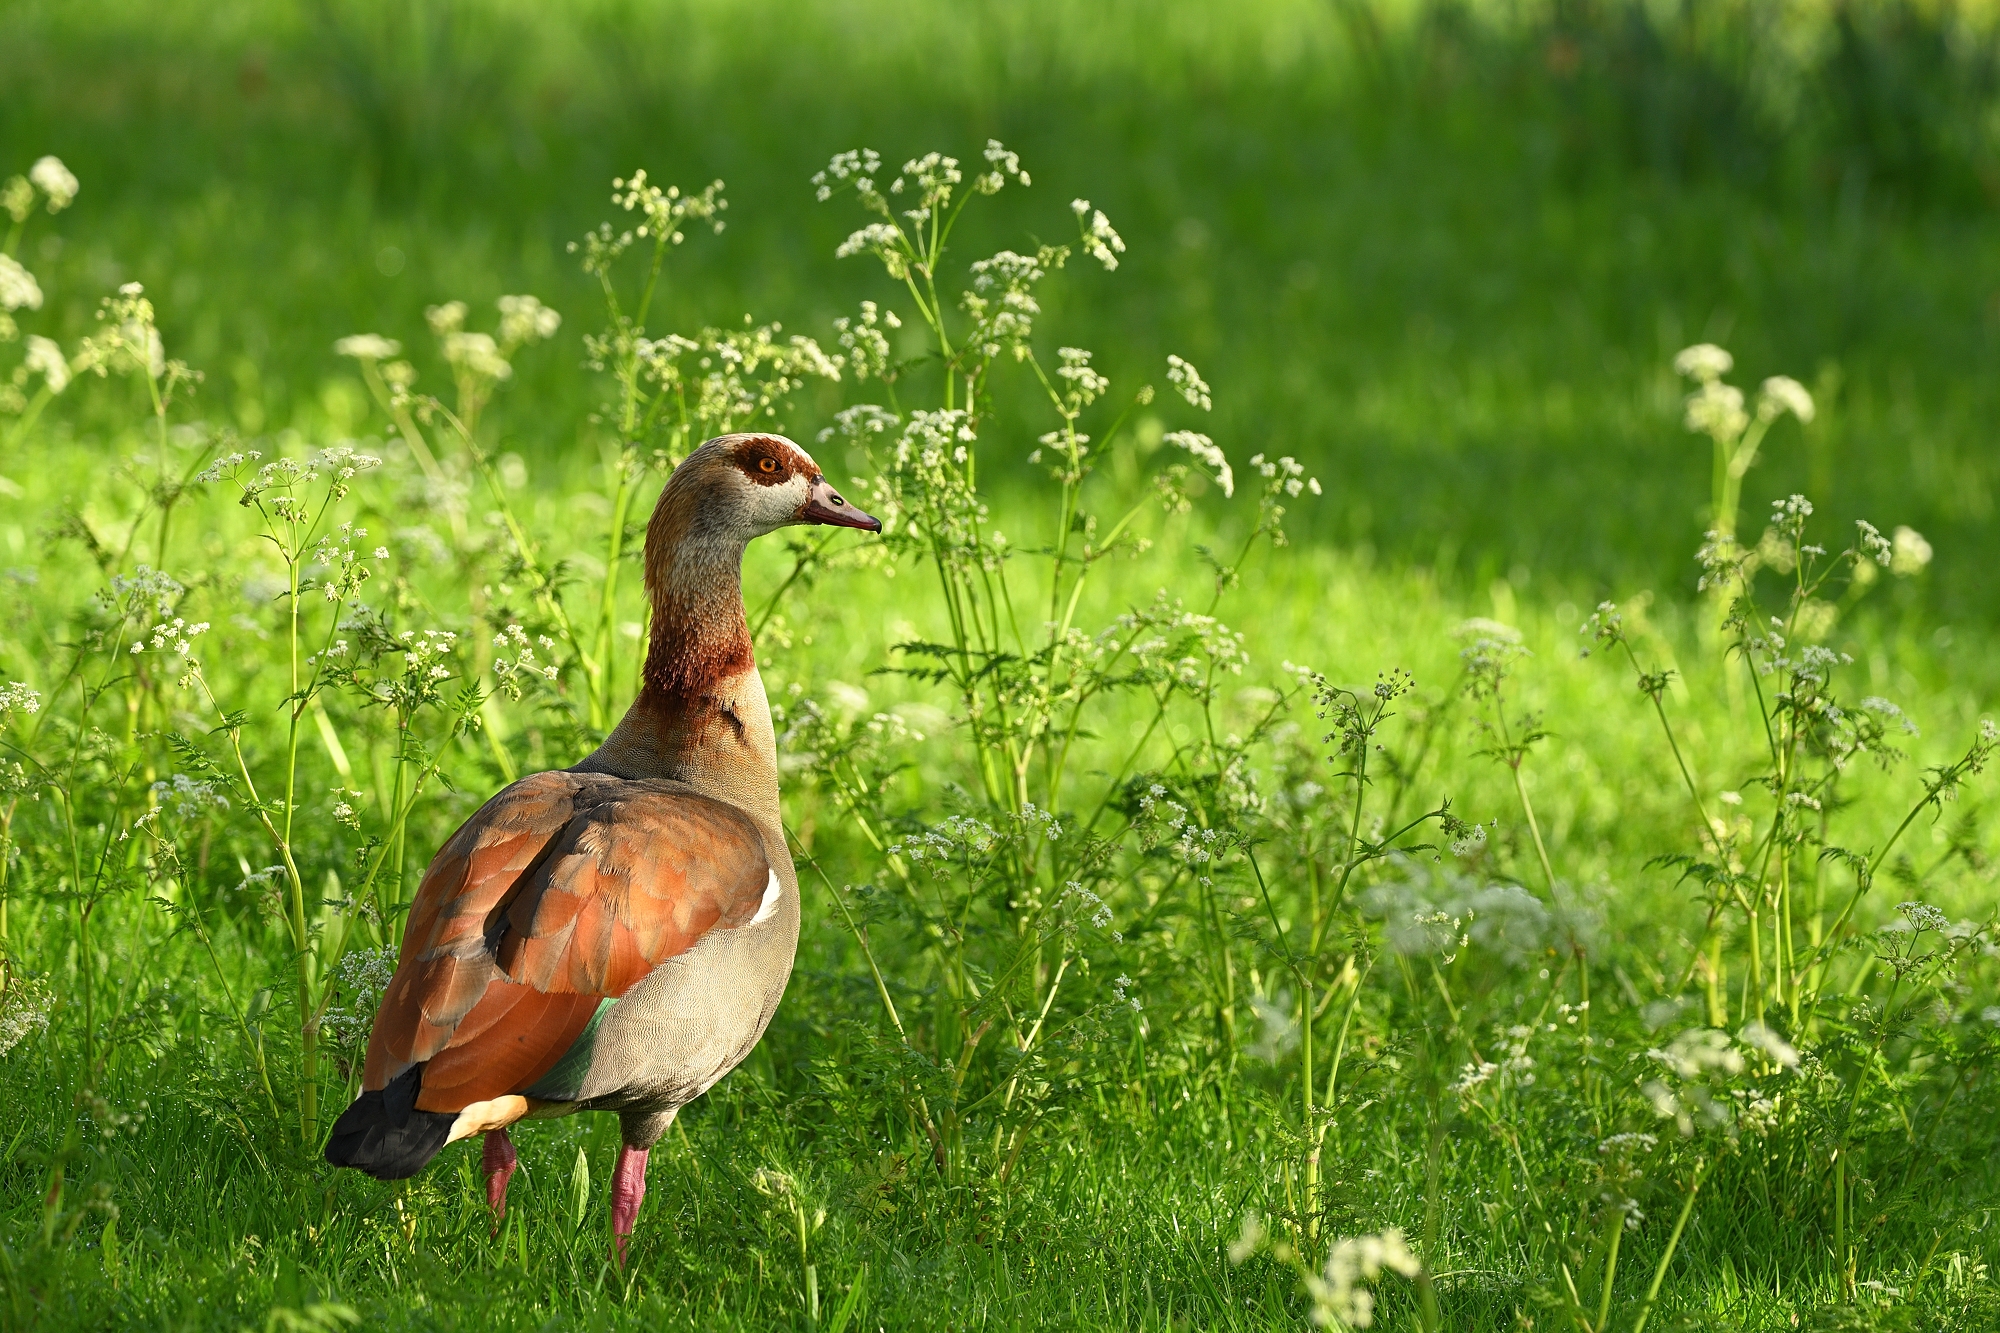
[1479,682,1561,902]
[793,835,947,1174]
[1592,1206,1624,1333]
[1630,1157,1707,1333]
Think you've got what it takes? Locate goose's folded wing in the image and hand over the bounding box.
[359,770,774,1111]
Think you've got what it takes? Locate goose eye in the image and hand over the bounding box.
[758,457,778,474]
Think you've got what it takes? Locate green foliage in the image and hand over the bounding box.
[3,4,2000,1331]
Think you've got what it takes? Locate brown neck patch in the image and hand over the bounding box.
[639,463,754,709]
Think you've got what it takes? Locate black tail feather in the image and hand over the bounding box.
[324,1065,456,1180]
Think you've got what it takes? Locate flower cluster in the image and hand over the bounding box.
[491,623,559,700]
[0,975,54,1058]
[322,946,398,1054]
[1162,431,1232,499]
[612,171,727,245]
[0,681,41,719]
[130,615,211,689]
[832,300,901,381]
[891,815,1001,874]
[1070,198,1126,270]
[0,254,40,314]
[1165,354,1211,411]
[961,248,1057,361]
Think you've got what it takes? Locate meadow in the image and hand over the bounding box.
[2,1,1999,1329]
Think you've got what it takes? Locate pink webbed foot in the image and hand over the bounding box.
[610,1143,649,1266]
[483,1129,518,1233]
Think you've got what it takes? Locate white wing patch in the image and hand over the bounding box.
[751,869,782,924]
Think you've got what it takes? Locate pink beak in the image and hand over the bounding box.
[799,476,882,532]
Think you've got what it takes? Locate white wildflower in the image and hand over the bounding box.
[1683,380,1747,439]
[1165,354,1211,411]
[1072,199,1126,270]
[1227,1213,1266,1265]
[28,156,79,210]
[1856,519,1893,566]
[1758,375,1814,423]
[1738,1021,1800,1069]
[811,148,883,201]
[0,255,42,312]
[443,331,510,381]
[1647,1028,1744,1080]
[1452,1060,1499,1094]
[322,946,398,1051]
[1897,901,1949,934]
[1163,430,1233,497]
[1673,343,1733,383]
[1307,1229,1423,1328]
[23,335,67,393]
[334,334,401,361]
[497,294,561,345]
[1890,526,1931,576]
[1248,990,1298,1062]
[0,682,42,718]
[0,976,55,1057]
[836,222,905,264]
[425,300,467,335]
[1056,346,1109,404]
[975,139,1029,192]
[149,773,229,821]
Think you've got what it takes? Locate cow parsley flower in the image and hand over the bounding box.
[1738,1021,1800,1068]
[1165,354,1211,411]
[1897,900,1949,934]
[0,976,54,1057]
[0,682,41,718]
[23,335,68,393]
[1071,199,1126,270]
[443,331,510,381]
[1758,375,1814,423]
[0,255,42,312]
[974,138,1030,193]
[1855,519,1893,566]
[497,294,561,345]
[833,301,899,381]
[1056,346,1108,405]
[811,148,884,201]
[425,301,467,335]
[1673,343,1733,383]
[0,176,31,225]
[1891,526,1931,576]
[1684,379,1747,439]
[1163,430,1233,497]
[1307,1230,1423,1328]
[334,334,401,361]
[28,156,78,211]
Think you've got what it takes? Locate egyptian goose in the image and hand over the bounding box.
[325,433,880,1262]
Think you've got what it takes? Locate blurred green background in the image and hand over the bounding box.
[5,0,1999,613]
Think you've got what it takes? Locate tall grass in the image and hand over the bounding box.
[3,117,1998,1330]
[6,2,2000,1326]
[8,0,2000,621]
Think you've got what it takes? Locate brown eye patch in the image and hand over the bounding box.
[733,436,799,486]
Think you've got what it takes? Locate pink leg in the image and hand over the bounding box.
[610,1143,649,1265]
[483,1129,518,1232]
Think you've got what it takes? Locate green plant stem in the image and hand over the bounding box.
[793,835,948,1174]
[1630,1156,1707,1333]
[1498,703,1558,898]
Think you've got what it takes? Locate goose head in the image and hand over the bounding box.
[655,433,881,547]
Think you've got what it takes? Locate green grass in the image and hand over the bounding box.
[3,2,2000,1329]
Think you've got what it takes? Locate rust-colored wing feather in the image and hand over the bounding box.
[359,770,772,1112]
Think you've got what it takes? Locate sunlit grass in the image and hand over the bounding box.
[6,4,2000,1329]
